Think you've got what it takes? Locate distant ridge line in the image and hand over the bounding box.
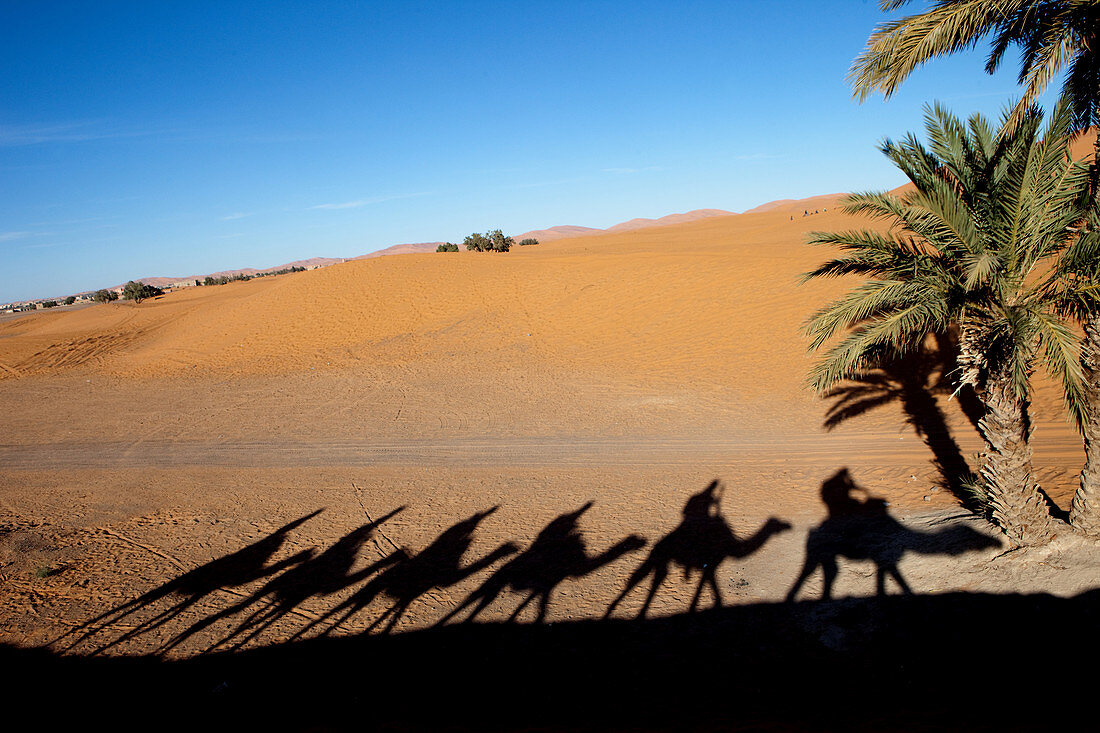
[108,192,847,297]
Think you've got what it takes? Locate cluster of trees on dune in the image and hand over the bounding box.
[465,230,514,252]
[85,266,310,308]
[123,281,164,303]
[437,231,539,253]
[807,0,1100,546]
[204,265,307,286]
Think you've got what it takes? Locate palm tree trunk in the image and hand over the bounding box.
[1070,312,1100,538]
[976,372,1057,546]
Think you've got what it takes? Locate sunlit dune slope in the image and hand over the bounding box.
[741,193,846,215]
[0,207,864,396]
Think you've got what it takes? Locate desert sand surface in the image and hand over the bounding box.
[2,201,1098,729]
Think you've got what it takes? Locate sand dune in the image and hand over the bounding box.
[102,200,829,295]
[2,198,1081,485]
[0,206,855,388]
[0,199,1081,437]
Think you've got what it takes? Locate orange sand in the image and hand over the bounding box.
[0,193,1093,657]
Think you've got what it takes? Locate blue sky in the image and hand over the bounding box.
[1,1,1052,302]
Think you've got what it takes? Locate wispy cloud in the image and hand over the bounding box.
[310,192,430,210]
[601,166,664,174]
[27,216,115,228]
[508,177,587,190]
[0,121,160,146]
[0,231,31,242]
[219,212,255,221]
[18,240,66,250]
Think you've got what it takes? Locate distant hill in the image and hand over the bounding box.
[353,242,447,259]
[511,211,733,243]
[741,193,845,215]
[605,209,734,233]
[509,225,604,244]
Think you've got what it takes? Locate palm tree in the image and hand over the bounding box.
[851,1,1100,140]
[804,99,1090,545]
[851,1,1100,536]
[1049,214,1100,535]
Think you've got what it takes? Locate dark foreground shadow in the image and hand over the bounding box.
[10,589,1099,731]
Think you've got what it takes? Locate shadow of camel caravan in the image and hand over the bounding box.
[291,506,518,637]
[56,509,324,655]
[165,506,406,653]
[438,502,645,625]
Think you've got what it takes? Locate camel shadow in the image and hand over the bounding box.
[165,506,406,653]
[56,509,324,655]
[785,469,1001,601]
[604,480,791,618]
[438,502,645,625]
[292,506,518,637]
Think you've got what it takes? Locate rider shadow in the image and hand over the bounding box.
[604,480,791,618]
[292,506,518,637]
[58,509,324,655]
[785,469,1001,601]
[438,502,646,625]
[164,506,406,653]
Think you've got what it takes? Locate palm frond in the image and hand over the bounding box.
[850,1,1016,101]
[1035,310,1089,429]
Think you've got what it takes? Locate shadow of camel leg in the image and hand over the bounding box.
[324,602,367,637]
[688,573,707,613]
[604,567,648,619]
[535,592,551,624]
[97,599,192,653]
[508,593,537,623]
[435,594,476,626]
[381,602,408,634]
[885,565,912,595]
[785,557,819,602]
[287,607,337,641]
[820,558,839,600]
[638,565,668,619]
[456,588,502,625]
[365,603,399,633]
[705,568,723,609]
[211,603,274,652]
